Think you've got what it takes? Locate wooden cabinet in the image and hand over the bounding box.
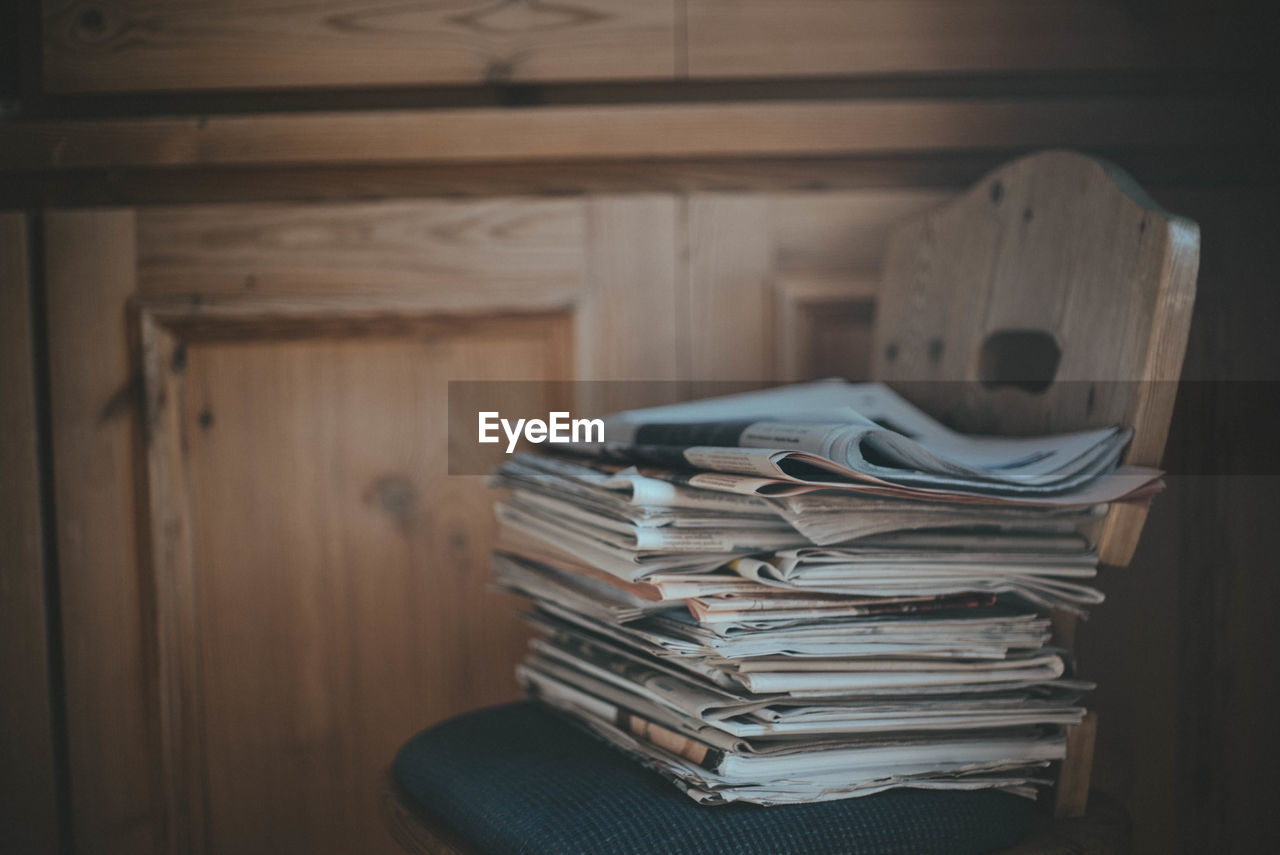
[45,189,947,853]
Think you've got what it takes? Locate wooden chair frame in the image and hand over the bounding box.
[872,149,1199,815]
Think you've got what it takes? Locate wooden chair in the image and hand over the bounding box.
[383,150,1198,853]
[872,148,1199,817]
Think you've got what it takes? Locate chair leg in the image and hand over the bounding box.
[1054,710,1098,818]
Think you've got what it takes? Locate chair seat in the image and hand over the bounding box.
[390,702,1044,855]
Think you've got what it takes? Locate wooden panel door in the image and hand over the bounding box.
[48,186,959,854]
[45,196,679,854]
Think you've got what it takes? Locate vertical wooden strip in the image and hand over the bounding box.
[137,313,207,855]
[45,210,163,855]
[580,195,683,409]
[0,212,62,853]
[1098,217,1201,566]
[1055,711,1099,818]
[685,195,774,395]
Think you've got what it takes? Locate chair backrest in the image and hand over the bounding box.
[872,150,1199,566]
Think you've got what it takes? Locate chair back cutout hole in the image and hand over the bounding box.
[977,329,1061,394]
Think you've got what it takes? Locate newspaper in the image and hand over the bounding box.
[731,538,1105,614]
[517,639,1069,805]
[500,560,1058,665]
[497,452,1111,548]
[493,453,778,516]
[496,504,744,581]
[483,381,1138,806]
[525,669,1059,804]
[685,592,1002,626]
[496,475,1108,613]
[523,621,1082,730]
[769,492,1107,546]
[567,380,1162,503]
[593,457,1159,507]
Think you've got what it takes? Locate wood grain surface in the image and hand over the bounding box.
[40,0,1258,94]
[171,316,570,854]
[686,0,1223,78]
[44,210,165,855]
[43,0,676,92]
[136,199,586,299]
[4,96,1271,171]
[686,189,951,391]
[872,150,1198,566]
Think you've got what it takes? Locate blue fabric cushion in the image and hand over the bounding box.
[392,702,1040,855]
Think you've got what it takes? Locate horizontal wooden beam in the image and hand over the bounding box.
[4,150,1277,209]
[2,96,1271,172]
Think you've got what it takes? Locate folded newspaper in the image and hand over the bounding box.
[569,380,1161,504]
[487,379,1144,806]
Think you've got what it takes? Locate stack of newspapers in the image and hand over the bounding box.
[489,381,1161,805]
